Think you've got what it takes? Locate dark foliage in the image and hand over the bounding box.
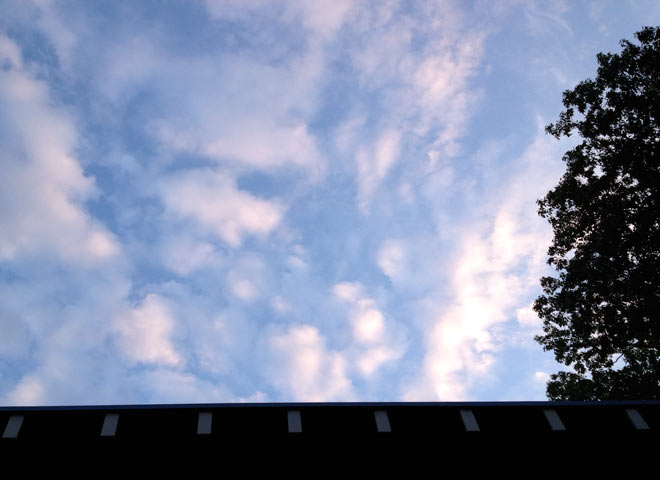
[534,26,660,400]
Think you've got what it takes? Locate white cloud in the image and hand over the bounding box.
[404,131,566,400]
[153,120,324,176]
[377,239,406,280]
[412,36,483,155]
[266,325,354,401]
[5,375,44,405]
[333,281,405,377]
[293,0,354,38]
[160,234,220,276]
[270,295,292,314]
[332,281,363,303]
[30,0,77,69]
[287,253,307,270]
[0,251,133,405]
[0,34,119,264]
[0,34,22,67]
[114,294,182,366]
[349,4,413,86]
[353,306,385,343]
[516,304,541,326]
[130,369,237,403]
[203,0,354,38]
[188,310,255,377]
[356,129,402,213]
[225,254,268,301]
[229,277,256,301]
[356,346,400,378]
[81,13,328,182]
[338,1,485,214]
[334,282,388,344]
[159,169,284,247]
[533,371,550,383]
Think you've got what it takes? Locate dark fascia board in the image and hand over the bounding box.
[1,400,660,412]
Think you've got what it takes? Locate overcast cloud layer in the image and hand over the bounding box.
[1,0,659,405]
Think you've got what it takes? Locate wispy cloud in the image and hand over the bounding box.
[356,129,402,213]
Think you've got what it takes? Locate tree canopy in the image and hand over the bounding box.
[534,26,660,400]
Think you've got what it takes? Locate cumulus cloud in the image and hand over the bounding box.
[333,282,388,344]
[229,277,256,301]
[114,294,182,366]
[377,239,406,280]
[355,346,401,378]
[332,281,363,303]
[266,325,354,401]
[516,304,541,327]
[0,34,119,263]
[333,282,405,377]
[533,371,550,383]
[5,375,44,405]
[353,307,385,344]
[159,234,220,276]
[159,169,284,247]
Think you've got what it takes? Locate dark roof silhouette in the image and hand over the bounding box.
[2,401,658,477]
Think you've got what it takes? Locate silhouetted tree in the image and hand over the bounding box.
[534,26,660,400]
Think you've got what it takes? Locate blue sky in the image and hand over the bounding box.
[1,0,659,405]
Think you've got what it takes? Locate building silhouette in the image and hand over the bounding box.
[2,401,658,477]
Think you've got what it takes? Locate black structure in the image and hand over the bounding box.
[1,401,658,477]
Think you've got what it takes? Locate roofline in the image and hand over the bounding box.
[2,400,660,412]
